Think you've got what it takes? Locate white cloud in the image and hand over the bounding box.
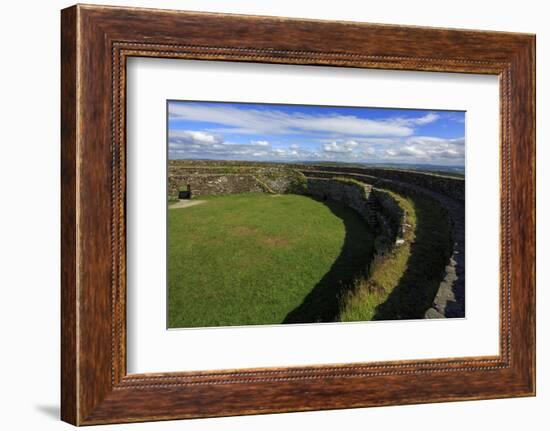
[168,104,463,165]
[168,104,437,138]
[407,112,440,125]
[169,130,223,148]
[323,140,359,153]
[169,129,465,165]
[380,136,464,162]
[169,130,320,161]
[399,146,427,157]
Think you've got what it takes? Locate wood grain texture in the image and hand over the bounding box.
[60,4,536,425]
[60,5,78,425]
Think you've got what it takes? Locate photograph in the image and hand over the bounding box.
[50,2,536,426]
[167,100,466,328]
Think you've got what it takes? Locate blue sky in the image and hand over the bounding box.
[168,101,465,166]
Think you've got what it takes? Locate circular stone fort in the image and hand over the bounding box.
[168,160,465,324]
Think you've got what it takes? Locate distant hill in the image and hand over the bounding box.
[297,161,465,178]
[170,158,465,178]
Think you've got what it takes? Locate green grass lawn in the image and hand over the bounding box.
[168,193,374,328]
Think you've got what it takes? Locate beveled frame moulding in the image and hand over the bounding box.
[61,4,536,425]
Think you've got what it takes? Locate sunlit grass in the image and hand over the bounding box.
[168,193,374,328]
[168,189,451,328]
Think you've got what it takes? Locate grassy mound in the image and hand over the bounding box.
[168,193,374,328]
[340,191,452,321]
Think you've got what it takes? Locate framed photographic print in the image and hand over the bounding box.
[61,4,535,425]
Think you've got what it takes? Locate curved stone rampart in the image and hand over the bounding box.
[168,168,305,198]
[168,174,264,197]
[168,160,464,318]
[306,177,407,255]
[371,188,408,244]
[306,178,375,226]
[169,161,464,202]
[300,167,464,319]
[302,165,464,201]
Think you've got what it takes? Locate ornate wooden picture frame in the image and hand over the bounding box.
[61,4,535,425]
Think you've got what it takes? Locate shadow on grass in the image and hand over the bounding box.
[283,198,374,323]
[372,195,452,320]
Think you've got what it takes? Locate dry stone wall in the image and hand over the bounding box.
[168,174,265,197]
[168,160,463,318]
[168,162,305,198]
[168,161,464,202]
[306,178,375,226]
[299,167,463,319]
[303,165,465,202]
[306,177,407,254]
[373,189,407,239]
